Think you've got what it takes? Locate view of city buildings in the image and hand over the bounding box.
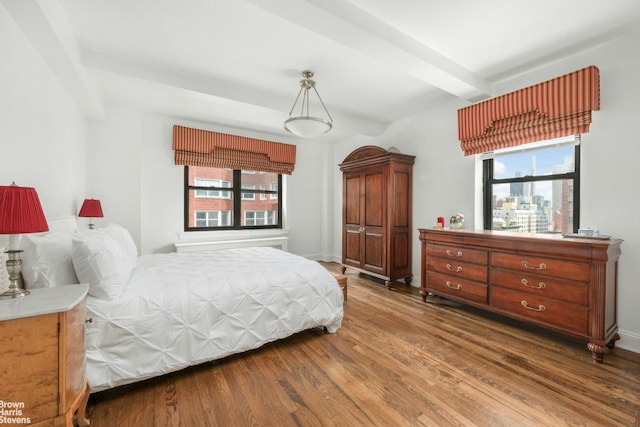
[187,167,279,228]
[491,154,574,234]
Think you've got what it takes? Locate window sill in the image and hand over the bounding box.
[174,229,290,253]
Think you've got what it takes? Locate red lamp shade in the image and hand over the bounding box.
[78,199,104,218]
[0,183,49,234]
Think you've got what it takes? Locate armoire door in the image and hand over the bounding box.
[361,167,386,275]
[343,171,362,268]
[342,167,386,275]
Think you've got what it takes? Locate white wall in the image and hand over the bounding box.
[329,27,640,353]
[85,106,332,257]
[0,6,86,234]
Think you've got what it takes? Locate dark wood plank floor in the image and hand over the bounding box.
[85,262,640,426]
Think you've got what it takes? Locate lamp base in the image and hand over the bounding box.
[1,249,29,299]
[0,287,30,299]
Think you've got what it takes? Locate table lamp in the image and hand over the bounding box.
[78,198,103,229]
[0,182,49,299]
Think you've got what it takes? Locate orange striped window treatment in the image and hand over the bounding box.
[457,66,600,156]
[173,125,296,175]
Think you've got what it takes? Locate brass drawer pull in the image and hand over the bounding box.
[446,281,461,290]
[522,260,546,270]
[521,278,546,289]
[521,300,545,312]
[446,263,463,273]
[446,249,463,257]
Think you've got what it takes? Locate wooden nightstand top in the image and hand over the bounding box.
[0,283,89,321]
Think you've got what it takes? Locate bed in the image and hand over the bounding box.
[19,219,344,392]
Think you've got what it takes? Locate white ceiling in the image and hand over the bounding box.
[4,0,640,142]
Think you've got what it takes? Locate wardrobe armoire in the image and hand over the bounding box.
[339,145,415,289]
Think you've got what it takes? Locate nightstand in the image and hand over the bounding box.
[332,273,347,303]
[0,284,90,427]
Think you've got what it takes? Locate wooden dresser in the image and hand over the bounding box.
[339,146,415,288]
[418,228,622,362]
[0,284,90,426]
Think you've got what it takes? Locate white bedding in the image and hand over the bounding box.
[85,246,343,392]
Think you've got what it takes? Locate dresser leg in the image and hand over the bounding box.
[75,381,91,427]
[587,342,609,363]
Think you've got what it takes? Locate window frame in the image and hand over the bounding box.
[482,140,581,233]
[194,178,231,199]
[184,167,282,231]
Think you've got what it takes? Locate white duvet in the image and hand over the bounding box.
[85,247,343,392]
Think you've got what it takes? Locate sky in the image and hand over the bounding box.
[493,145,574,201]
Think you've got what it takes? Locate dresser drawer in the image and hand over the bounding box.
[491,287,588,335]
[491,252,589,282]
[426,243,488,265]
[427,257,488,283]
[427,271,488,304]
[491,269,587,305]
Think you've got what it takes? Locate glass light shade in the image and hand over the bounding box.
[284,70,333,138]
[284,116,333,138]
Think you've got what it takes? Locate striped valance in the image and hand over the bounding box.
[457,66,600,156]
[173,125,296,175]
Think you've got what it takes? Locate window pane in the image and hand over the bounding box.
[492,178,574,233]
[241,184,255,200]
[188,189,233,227]
[240,171,279,226]
[194,211,232,227]
[191,168,233,199]
[493,145,575,179]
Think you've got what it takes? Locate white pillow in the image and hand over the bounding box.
[102,223,138,260]
[71,230,134,300]
[21,232,80,288]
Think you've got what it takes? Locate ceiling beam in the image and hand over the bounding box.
[82,49,388,137]
[244,0,493,101]
[1,0,104,118]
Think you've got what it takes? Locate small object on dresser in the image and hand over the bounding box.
[437,217,445,228]
[450,213,464,229]
[578,228,598,237]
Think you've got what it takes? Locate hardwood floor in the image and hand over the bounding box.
[86,262,640,426]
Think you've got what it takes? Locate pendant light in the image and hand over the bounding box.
[284,70,333,137]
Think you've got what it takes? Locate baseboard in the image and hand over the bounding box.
[617,328,640,355]
[304,254,341,263]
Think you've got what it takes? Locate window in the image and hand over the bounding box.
[195,210,231,227]
[185,167,282,230]
[483,137,580,234]
[241,184,256,200]
[194,178,231,199]
[244,210,277,226]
